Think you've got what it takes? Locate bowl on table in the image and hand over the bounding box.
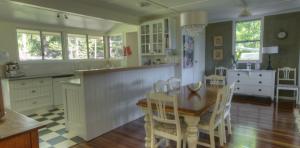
[187,82,202,93]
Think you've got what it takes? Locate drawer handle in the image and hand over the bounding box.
[237,73,240,76]
[40,80,44,83]
[259,81,262,84]
[237,87,240,90]
[237,80,240,83]
[258,89,262,91]
[21,83,26,85]
[32,90,36,93]
[32,101,37,104]
[259,74,262,77]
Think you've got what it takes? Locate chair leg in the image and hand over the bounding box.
[222,120,227,143]
[227,115,232,135]
[183,136,187,148]
[218,125,224,146]
[296,89,299,105]
[150,134,155,148]
[209,129,215,148]
[177,139,182,148]
[276,88,279,103]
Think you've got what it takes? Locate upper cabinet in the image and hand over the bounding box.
[140,17,176,56]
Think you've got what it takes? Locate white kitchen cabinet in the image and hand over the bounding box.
[2,78,53,113]
[53,77,73,106]
[227,70,276,100]
[140,17,176,56]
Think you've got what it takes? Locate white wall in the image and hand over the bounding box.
[0,20,125,76]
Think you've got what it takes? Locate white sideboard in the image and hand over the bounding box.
[227,69,276,100]
[2,78,53,113]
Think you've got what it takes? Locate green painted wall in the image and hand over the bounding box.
[205,12,300,74]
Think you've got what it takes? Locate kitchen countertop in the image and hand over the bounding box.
[6,73,75,81]
[76,63,178,74]
[0,109,45,140]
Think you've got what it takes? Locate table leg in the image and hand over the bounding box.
[142,109,151,148]
[184,115,200,148]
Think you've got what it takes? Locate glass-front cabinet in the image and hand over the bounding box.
[140,18,174,56]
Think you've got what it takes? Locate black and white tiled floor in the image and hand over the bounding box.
[27,108,85,148]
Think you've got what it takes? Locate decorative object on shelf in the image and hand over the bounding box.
[213,36,223,47]
[277,31,288,40]
[213,49,223,60]
[180,11,207,37]
[263,46,279,70]
[183,35,194,68]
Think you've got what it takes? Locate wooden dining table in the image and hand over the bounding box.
[136,86,220,148]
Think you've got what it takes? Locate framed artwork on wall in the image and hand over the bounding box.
[213,49,223,60]
[213,36,223,47]
[183,35,194,68]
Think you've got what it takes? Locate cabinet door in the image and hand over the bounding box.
[140,24,150,55]
[152,21,164,55]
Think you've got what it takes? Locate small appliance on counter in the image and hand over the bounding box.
[5,62,25,78]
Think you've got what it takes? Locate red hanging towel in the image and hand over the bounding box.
[123,46,132,56]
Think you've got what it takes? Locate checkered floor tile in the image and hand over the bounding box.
[26,108,85,148]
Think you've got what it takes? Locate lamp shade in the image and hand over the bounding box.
[180,11,207,27]
[263,46,279,54]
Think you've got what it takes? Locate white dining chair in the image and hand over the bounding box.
[222,83,235,143]
[197,87,228,148]
[205,75,226,88]
[153,80,168,93]
[167,77,181,91]
[147,93,187,148]
[276,67,299,104]
[215,67,227,77]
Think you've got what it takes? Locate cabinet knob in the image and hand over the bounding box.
[21,83,26,85]
[237,80,240,83]
[237,87,240,90]
[32,101,37,104]
[259,74,262,77]
[259,81,262,84]
[40,80,44,83]
[237,73,240,76]
[258,89,262,91]
[32,90,36,93]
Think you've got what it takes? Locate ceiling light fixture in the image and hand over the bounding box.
[180,11,208,37]
[239,0,252,17]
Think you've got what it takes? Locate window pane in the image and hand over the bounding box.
[68,34,88,59]
[109,35,123,59]
[42,32,63,60]
[17,29,42,60]
[236,20,261,42]
[236,41,260,61]
[88,36,105,59]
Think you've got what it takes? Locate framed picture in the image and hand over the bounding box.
[183,35,194,68]
[213,49,223,60]
[213,36,223,47]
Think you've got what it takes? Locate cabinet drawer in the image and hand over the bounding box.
[32,78,52,86]
[10,80,32,89]
[13,97,52,111]
[11,86,52,101]
[234,84,274,97]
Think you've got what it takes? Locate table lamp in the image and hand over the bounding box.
[263,46,279,70]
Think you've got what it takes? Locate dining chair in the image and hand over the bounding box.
[276,67,299,104]
[204,75,226,88]
[196,87,228,148]
[167,77,181,91]
[222,83,235,144]
[153,80,168,93]
[147,93,187,148]
[215,67,227,77]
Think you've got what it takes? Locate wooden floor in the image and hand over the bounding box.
[73,97,300,148]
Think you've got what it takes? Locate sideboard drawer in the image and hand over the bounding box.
[13,97,52,112]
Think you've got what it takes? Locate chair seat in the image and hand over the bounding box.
[154,122,187,136]
[277,84,299,90]
[198,112,222,130]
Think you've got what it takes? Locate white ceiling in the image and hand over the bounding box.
[80,0,300,22]
[0,0,120,32]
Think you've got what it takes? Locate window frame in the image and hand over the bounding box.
[16,28,64,62]
[232,17,264,63]
[108,34,124,59]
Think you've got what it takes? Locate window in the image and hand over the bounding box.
[42,32,63,60]
[17,29,63,61]
[88,36,105,59]
[17,29,42,60]
[109,35,123,59]
[67,34,88,59]
[234,19,262,62]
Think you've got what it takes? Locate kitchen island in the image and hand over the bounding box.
[63,64,177,140]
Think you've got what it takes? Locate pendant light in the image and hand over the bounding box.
[180,11,208,37]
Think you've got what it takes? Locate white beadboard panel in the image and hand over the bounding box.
[82,66,176,140]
